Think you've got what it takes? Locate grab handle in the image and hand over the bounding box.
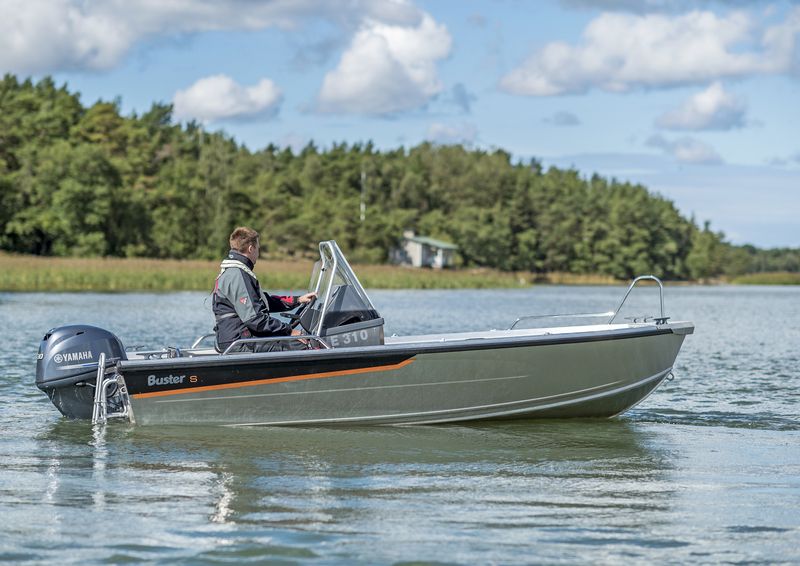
[609,275,666,324]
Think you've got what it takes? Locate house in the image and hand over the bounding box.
[391,230,458,269]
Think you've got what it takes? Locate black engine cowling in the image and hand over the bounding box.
[36,325,126,419]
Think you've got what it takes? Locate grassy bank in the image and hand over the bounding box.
[531,272,620,285]
[0,254,529,291]
[4,254,795,292]
[728,272,800,285]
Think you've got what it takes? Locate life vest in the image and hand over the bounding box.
[213,258,270,312]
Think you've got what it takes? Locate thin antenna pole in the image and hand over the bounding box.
[360,166,366,222]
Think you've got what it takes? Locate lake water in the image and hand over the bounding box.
[1,286,798,563]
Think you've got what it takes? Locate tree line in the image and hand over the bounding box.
[1,75,796,280]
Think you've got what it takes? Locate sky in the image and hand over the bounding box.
[1,0,798,248]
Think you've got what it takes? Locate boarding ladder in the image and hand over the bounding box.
[92,353,134,425]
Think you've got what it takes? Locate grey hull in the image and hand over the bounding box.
[125,324,689,426]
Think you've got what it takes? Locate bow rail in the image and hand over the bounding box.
[510,275,667,330]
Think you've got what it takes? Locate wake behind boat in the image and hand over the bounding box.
[35,241,693,426]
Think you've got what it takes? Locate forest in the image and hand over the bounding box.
[1,75,797,281]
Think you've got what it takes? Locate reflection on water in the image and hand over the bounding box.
[2,286,800,562]
[26,419,679,563]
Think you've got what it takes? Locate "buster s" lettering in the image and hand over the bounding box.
[147,374,186,387]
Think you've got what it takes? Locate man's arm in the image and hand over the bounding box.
[265,292,317,312]
[265,294,298,312]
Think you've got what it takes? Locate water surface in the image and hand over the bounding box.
[1,286,798,563]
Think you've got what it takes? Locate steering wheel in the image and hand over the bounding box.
[283,296,316,330]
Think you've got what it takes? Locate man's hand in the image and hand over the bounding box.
[298,292,317,304]
[291,328,308,345]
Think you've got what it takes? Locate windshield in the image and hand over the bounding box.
[306,241,380,335]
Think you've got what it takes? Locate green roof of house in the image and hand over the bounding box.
[406,235,458,250]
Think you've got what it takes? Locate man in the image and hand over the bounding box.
[213,226,316,352]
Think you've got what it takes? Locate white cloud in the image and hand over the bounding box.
[316,12,452,115]
[657,82,747,131]
[0,0,453,118]
[500,8,800,96]
[173,75,282,123]
[0,0,133,73]
[426,122,478,144]
[646,134,722,164]
[0,0,421,74]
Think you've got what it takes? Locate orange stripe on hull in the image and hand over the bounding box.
[131,358,416,399]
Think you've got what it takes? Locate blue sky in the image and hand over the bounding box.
[1,0,798,248]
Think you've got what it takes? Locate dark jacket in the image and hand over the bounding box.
[212,250,299,351]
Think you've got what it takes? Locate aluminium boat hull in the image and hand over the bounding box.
[118,322,691,426]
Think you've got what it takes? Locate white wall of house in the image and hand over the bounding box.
[391,231,457,268]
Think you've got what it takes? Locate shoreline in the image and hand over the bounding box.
[0,254,797,292]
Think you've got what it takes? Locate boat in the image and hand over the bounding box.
[35,241,694,426]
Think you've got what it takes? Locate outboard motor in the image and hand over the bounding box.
[36,325,126,419]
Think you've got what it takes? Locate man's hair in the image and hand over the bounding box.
[229,227,259,253]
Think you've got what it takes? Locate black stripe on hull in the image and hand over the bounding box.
[123,352,415,396]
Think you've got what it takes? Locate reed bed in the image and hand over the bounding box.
[10,254,786,292]
[0,255,225,292]
[0,254,527,292]
[729,272,800,285]
[532,272,621,285]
